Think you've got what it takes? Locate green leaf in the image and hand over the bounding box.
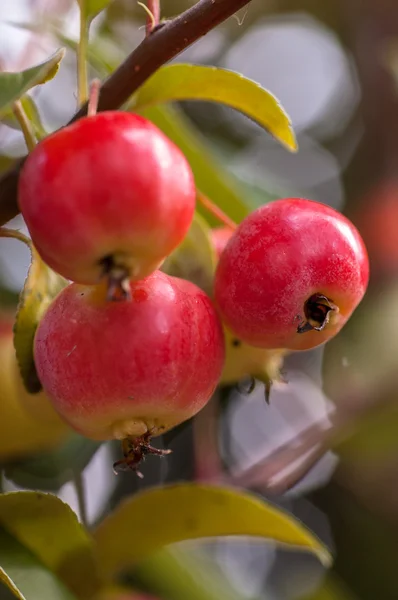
[130,64,297,152]
[0,49,65,117]
[0,155,16,177]
[0,229,68,394]
[161,212,216,296]
[4,435,102,492]
[134,547,257,600]
[94,483,332,579]
[138,105,249,226]
[77,0,114,19]
[0,492,100,598]
[1,95,47,139]
[0,527,76,600]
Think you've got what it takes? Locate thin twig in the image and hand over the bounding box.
[228,370,398,495]
[197,190,238,230]
[0,0,253,226]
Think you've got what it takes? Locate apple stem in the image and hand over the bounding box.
[12,101,37,152]
[77,7,90,106]
[87,79,101,117]
[139,0,161,36]
[196,190,238,231]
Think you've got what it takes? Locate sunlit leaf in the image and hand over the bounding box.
[0,49,65,117]
[161,212,216,295]
[0,527,76,600]
[130,64,297,152]
[0,229,68,393]
[77,0,114,19]
[0,492,99,598]
[94,483,332,578]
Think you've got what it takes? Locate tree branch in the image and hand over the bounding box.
[0,0,252,226]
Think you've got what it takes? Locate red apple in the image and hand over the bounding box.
[34,271,225,443]
[18,112,196,288]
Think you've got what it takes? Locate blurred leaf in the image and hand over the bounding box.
[1,96,47,139]
[0,155,17,177]
[130,64,297,152]
[139,105,249,225]
[161,212,216,295]
[94,483,332,578]
[298,573,359,600]
[133,547,258,600]
[77,0,114,19]
[0,527,76,600]
[4,435,102,492]
[0,492,99,598]
[0,229,68,394]
[0,49,65,117]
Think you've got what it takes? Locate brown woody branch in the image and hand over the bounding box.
[0,0,252,226]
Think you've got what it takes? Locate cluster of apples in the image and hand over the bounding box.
[17,110,369,474]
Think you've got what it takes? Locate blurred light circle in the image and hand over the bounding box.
[222,13,360,138]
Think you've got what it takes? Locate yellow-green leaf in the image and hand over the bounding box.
[77,0,114,19]
[0,527,76,600]
[0,492,99,598]
[0,229,68,393]
[0,49,65,117]
[161,211,216,295]
[94,483,332,579]
[130,64,297,152]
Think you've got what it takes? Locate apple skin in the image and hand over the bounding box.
[0,315,69,460]
[34,271,225,441]
[210,227,287,385]
[18,111,196,285]
[214,199,369,351]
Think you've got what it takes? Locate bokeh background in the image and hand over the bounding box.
[1,1,398,599]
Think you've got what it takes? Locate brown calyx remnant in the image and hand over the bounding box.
[297,293,339,334]
[100,255,131,302]
[113,431,172,477]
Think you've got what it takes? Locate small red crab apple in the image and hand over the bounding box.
[210,226,286,399]
[214,198,369,351]
[18,112,195,293]
[33,271,225,475]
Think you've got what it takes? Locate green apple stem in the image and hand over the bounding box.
[12,101,37,152]
[197,190,238,231]
[77,8,90,106]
